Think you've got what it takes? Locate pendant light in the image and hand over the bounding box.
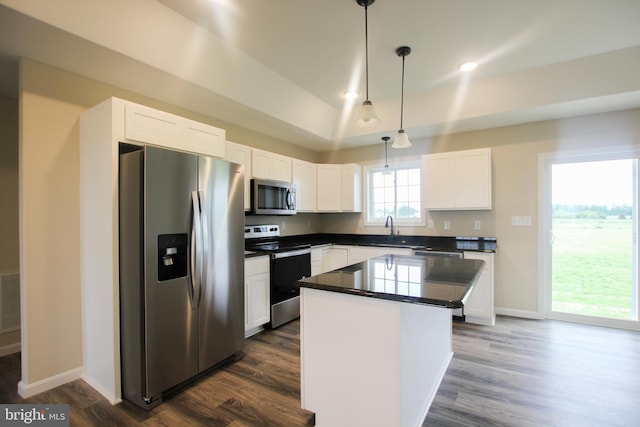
[392,46,412,148]
[382,136,391,174]
[356,0,380,126]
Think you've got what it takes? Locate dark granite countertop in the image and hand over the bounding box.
[298,254,484,308]
[278,233,497,253]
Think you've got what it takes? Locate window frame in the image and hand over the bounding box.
[363,162,424,227]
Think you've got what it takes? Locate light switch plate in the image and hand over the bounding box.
[474,220,481,230]
[512,215,532,226]
[444,220,451,230]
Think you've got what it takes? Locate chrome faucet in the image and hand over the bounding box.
[384,215,394,240]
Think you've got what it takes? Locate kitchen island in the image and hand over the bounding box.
[298,254,484,427]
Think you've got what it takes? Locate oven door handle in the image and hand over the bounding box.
[272,248,311,259]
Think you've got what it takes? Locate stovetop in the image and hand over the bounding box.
[245,224,311,253]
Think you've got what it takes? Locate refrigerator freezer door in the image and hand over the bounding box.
[143,146,199,399]
[197,156,245,371]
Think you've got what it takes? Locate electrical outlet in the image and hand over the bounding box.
[444,220,451,230]
[512,216,532,226]
[474,220,481,230]
[427,220,434,229]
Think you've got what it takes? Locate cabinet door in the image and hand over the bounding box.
[293,160,318,212]
[245,256,270,335]
[321,247,349,272]
[252,149,272,180]
[341,164,361,212]
[251,149,292,182]
[311,248,323,276]
[271,154,292,182]
[247,272,270,328]
[423,153,455,209]
[455,149,491,209]
[463,252,494,325]
[225,141,252,210]
[317,165,342,212]
[183,119,225,158]
[125,103,180,148]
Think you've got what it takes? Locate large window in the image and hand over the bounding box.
[366,164,422,225]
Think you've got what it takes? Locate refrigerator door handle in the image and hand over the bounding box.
[195,190,207,307]
[190,191,203,309]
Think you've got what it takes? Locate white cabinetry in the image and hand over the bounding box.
[292,159,317,212]
[225,141,252,211]
[80,97,234,402]
[321,246,350,273]
[348,246,412,265]
[252,148,292,182]
[341,163,362,212]
[317,164,362,212]
[124,102,225,158]
[311,247,324,276]
[245,256,270,337]
[463,252,495,325]
[423,148,491,210]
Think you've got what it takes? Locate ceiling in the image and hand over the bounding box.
[1,0,640,152]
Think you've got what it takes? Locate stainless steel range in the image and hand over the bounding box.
[245,225,311,328]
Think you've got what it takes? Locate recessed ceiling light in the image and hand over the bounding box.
[459,61,478,72]
[343,90,359,100]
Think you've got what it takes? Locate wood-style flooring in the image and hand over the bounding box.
[1,316,639,426]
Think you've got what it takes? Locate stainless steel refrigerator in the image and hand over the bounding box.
[119,144,244,409]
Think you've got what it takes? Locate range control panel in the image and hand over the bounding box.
[244,224,280,239]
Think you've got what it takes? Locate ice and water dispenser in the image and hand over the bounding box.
[157,234,188,281]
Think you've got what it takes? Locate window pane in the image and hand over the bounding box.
[408,169,420,185]
[367,165,422,224]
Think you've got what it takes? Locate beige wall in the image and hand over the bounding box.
[318,109,640,314]
[0,95,18,273]
[0,95,20,350]
[18,59,317,384]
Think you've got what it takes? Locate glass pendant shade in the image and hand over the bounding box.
[392,129,411,148]
[357,100,380,126]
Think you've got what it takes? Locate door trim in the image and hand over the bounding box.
[539,146,640,331]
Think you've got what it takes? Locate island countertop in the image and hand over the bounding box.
[297,254,484,309]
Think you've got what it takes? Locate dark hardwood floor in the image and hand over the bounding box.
[1,316,639,426]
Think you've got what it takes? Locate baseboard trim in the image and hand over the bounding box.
[18,367,83,399]
[81,375,121,405]
[0,342,20,357]
[496,307,544,320]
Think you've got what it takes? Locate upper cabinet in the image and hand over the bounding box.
[317,164,362,212]
[292,159,317,212]
[423,148,492,210]
[125,102,225,158]
[252,148,292,182]
[225,141,252,211]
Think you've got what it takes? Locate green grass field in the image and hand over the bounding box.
[552,217,634,319]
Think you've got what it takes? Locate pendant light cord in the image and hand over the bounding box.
[364,3,370,101]
[400,54,405,130]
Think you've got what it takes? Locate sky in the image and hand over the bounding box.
[552,159,634,206]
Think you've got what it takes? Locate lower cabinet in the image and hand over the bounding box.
[311,247,324,276]
[463,252,495,325]
[245,256,270,337]
[321,246,350,273]
[348,246,412,264]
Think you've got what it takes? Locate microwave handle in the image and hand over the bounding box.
[286,188,294,209]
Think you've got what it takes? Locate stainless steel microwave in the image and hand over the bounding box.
[250,179,296,215]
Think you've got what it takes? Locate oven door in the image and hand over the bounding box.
[270,248,310,328]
